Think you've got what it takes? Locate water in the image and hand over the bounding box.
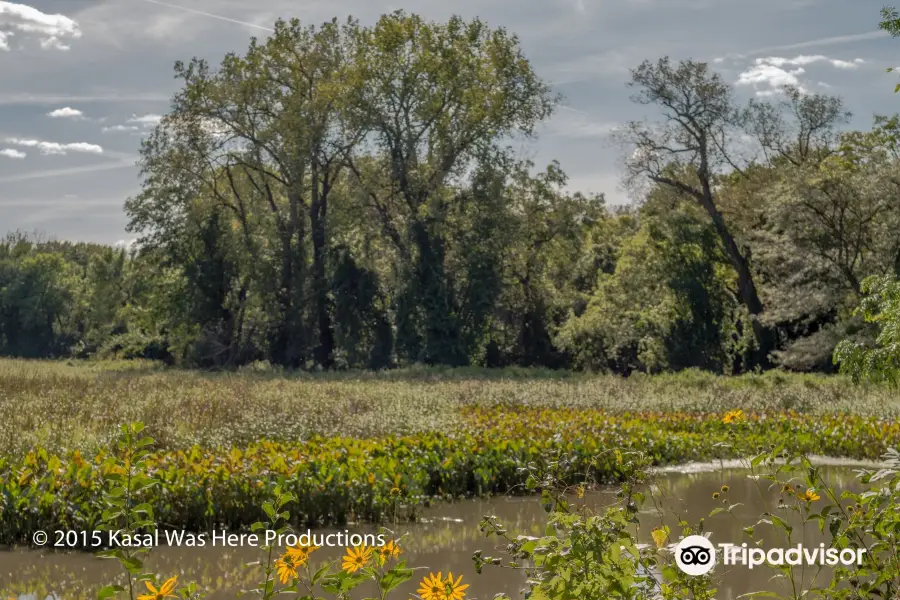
[0,460,881,599]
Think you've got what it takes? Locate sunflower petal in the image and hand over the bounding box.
[159,576,178,595]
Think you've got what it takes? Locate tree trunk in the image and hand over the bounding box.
[696,178,774,367]
[310,167,334,369]
[271,198,307,368]
[410,219,467,366]
[652,172,774,368]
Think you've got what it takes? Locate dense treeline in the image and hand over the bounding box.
[3,11,900,374]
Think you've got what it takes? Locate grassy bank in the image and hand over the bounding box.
[1,359,899,543]
[0,359,898,456]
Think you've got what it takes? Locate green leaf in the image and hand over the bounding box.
[379,567,413,592]
[321,571,368,593]
[97,585,125,600]
[311,561,334,584]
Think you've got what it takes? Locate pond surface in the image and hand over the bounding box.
[0,459,882,599]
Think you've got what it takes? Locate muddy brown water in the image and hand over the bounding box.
[0,459,883,599]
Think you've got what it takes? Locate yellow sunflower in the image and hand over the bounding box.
[376,539,402,564]
[417,572,445,600]
[342,545,373,573]
[275,552,300,584]
[137,576,177,600]
[445,572,470,600]
[722,409,744,424]
[286,542,320,566]
[799,488,821,503]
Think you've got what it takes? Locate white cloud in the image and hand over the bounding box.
[757,55,821,67]
[127,113,163,127]
[60,142,103,153]
[99,114,165,134]
[4,137,103,155]
[47,106,84,119]
[0,148,25,159]
[201,117,230,137]
[755,55,864,69]
[0,1,81,51]
[737,64,807,95]
[164,113,229,137]
[102,124,140,133]
[113,239,136,248]
[832,57,866,69]
[736,55,863,96]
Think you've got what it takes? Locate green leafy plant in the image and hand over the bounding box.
[834,275,900,384]
[6,405,900,544]
[94,422,197,600]
[474,450,715,600]
[89,423,465,600]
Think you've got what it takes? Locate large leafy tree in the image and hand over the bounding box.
[557,187,748,374]
[346,11,556,365]
[621,59,853,368]
[128,18,365,367]
[126,12,556,369]
[620,58,773,366]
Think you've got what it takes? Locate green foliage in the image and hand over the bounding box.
[88,427,454,600]
[476,453,714,600]
[557,199,752,373]
[4,359,900,459]
[68,421,900,600]
[4,393,900,543]
[727,446,900,599]
[881,5,900,91]
[0,234,129,359]
[94,422,198,600]
[834,275,900,384]
[476,442,900,600]
[5,15,900,377]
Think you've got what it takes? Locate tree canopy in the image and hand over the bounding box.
[3,10,900,376]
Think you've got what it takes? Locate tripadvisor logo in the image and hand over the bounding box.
[675,535,716,576]
[673,536,867,576]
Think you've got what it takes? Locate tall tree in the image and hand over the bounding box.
[771,124,900,297]
[128,18,364,367]
[346,11,556,365]
[250,18,364,367]
[621,57,773,366]
[742,85,849,167]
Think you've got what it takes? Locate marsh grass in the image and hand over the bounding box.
[0,359,895,455]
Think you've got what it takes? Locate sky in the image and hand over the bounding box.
[0,0,895,245]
